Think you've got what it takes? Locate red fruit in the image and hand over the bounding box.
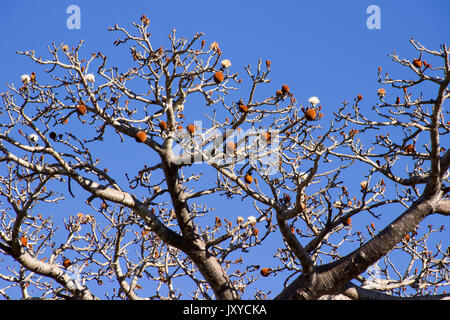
[135,131,147,143]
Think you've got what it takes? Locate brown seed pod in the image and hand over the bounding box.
[275,89,283,98]
[76,104,87,116]
[281,84,290,95]
[266,60,271,68]
[252,227,259,237]
[62,44,69,51]
[357,94,363,102]
[213,71,224,84]
[135,131,147,143]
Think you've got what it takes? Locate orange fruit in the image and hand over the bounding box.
[244,174,253,184]
[76,104,87,115]
[304,108,316,121]
[20,237,28,247]
[413,59,422,68]
[213,71,224,84]
[281,84,290,95]
[238,104,248,113]
[135,131,147,143]
[187,124,195,134]
[158,120,167,131]
[63,259,71,268]
[260,268,272,277]
[404,144,415,154]
[343,217,352,227]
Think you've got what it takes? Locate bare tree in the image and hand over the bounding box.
[0,16,448,300]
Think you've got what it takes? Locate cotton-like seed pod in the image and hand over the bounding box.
[377,88,386,97]
[220,59,232,69]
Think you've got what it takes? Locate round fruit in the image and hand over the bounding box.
[135,131,147,143]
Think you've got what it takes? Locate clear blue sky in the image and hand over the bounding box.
[0,0,448,299]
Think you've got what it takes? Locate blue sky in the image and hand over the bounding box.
[0,0,449,299]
